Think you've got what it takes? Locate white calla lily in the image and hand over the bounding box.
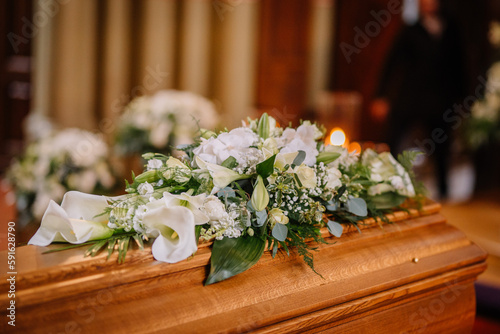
[195,156,251,191]
[162,192,209,225]
[28,191,113,246]
[142,206,197,263]
[274,152,299,171]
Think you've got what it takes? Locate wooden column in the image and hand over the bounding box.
[99,0,132,138]
[138,0,177,91]
[179,0,212,96]
[256,0,311,126]
[212,0,259,129]
[51,0,98,130]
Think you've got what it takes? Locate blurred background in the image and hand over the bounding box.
[1,0,499,331]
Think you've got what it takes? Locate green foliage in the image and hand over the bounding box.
[205,235,266,285]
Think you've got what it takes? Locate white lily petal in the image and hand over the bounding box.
[28,200,74,246]
[61,191,109,223]
[163,192,209,225]
[274,152,299,171]
[143,206,197,263]
[204,161,251,189]
[28,192,113,246]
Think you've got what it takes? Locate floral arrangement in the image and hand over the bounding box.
[466,21,500,149]
[114,90,219,156]
[28,114,423,285]
[7,128,117,225]
[466,62,500,149]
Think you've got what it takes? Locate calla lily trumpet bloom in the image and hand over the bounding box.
[251,175,269,212]
[28,191,113,246]
[162,192,209,225]
[142,205,197,263]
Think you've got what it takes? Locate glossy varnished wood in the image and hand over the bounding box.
[0,201,487,333]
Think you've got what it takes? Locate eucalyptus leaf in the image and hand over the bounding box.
[370,192,407,209]
[216,187,236,198]
[292,150,306,167]
[346,197,368,216]
[326,200,338,212]
[205,236,265,285]
[254,210,268,227]
[327,221,343,238]
[272,223,288,242]
[256,154,276,179]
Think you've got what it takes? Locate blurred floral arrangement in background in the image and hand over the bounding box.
[114,90,219,157]
[6,117,117,226]
[466,21,500,149]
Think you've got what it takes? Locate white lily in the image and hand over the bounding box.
[28,191,113,246]
[294,165,317,189]
[142,206,197,263]
[162,192,209,225]
[274,152,298,171]
[195,156,250,191]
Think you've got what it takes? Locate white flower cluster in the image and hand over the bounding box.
[200,196,247,240]
[362,149,415,197]
[7,128,116,221]
[116,90,219,154]
[193,127,263,174]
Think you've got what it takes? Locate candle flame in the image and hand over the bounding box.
[329,128,346,146]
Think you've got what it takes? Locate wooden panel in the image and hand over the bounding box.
[0,0,32,172]
[0,201,487,333]
[332,0,402,142]
[256,0,311,125]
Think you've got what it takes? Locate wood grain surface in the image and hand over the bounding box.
[0,201,487,333]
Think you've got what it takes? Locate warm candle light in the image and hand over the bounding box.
[329,128,346,146]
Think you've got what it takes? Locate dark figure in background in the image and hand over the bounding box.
[371,0,466,199]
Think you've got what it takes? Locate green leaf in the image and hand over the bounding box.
[107,238,117,259]
[195,225,203,242]
[118,237,130,264]
[327,221,343,238]
[272,223,288,241]
[85,240,107,257]
[346,197,368,216]
[326,200,338,212]
[370,192,407,209]
[254,210,267,227]
[205,236,265,285]
[216,187,236,198]
[221,156,238,169]
[256,154,276,179]
[292,150,306,167]
[133,234,144,250]
[316,151,341,165]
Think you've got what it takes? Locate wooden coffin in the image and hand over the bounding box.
[0,201,487,333]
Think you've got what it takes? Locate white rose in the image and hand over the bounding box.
[326,167,342,189]
[202,196,228,221]
[147,159,163,170]
[294,165,317,189]
[137,182,154,196]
